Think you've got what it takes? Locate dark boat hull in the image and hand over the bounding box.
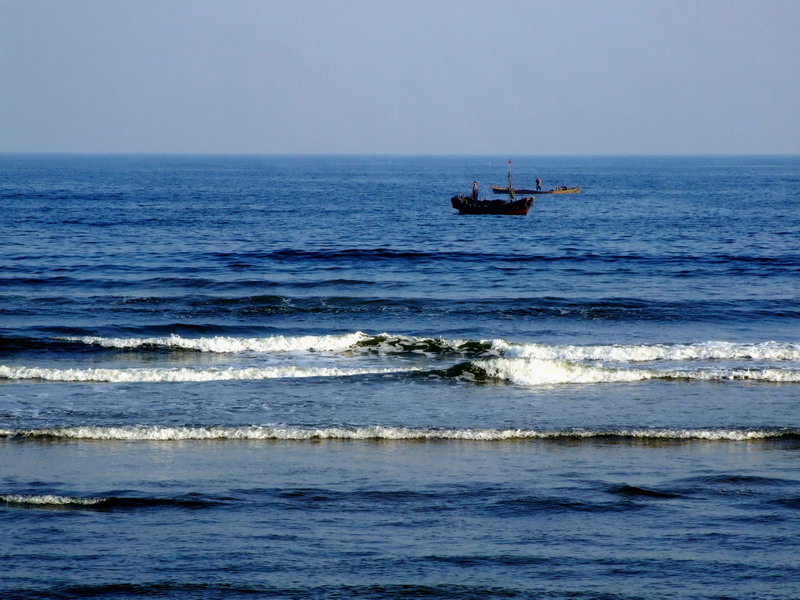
[490,185,581,195]
[451,195,534,215]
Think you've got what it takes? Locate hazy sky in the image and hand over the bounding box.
[2,0,799,154]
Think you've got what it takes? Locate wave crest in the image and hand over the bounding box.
[59,333,800,363]
[0,364,411,383]
[1,494,103,506]
[3,425,796,442]
[503,340,800,362]
[444,358,800,385]
[61,332,368,353]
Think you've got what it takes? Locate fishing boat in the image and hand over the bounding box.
[451,160,534,215]
[490,185,581,195]
[450,195,534,215]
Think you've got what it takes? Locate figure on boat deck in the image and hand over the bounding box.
[450,160,535,215]
[536,177,542,191]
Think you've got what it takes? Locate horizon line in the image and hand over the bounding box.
[2,151,799,158]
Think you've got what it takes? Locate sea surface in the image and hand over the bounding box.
[1,154,799,599]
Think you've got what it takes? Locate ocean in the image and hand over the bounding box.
[1,154,798,599]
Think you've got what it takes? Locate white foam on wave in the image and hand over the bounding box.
[60,333,800,365]
[475,358,649,385]
[470,358,800,385]
[0,364,412,383]
[1,494,102,506]
[3,360,795,385]
[500,340,800,363]
[3,425,793,442]
[62,332,368,353]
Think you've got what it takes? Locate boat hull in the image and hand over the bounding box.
[451,195,534,215]
[490,185,581,195]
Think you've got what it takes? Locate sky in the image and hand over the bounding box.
[1,0,799,155]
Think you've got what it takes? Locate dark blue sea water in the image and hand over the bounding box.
[1,154,799,599]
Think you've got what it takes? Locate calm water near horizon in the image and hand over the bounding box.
[1,154,799,599]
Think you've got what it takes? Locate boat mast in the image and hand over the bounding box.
[507,160,515,200]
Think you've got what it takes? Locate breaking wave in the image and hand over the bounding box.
[500,340,800,363]
[444,358,800,385]
[1,494,103,506]
[58,333,800,363]
[0,364,412,383]
[1,359,797,385]
[60,332,369,353]
[0,493,224,510]
[5,334,798,385]
[2,425,797,442]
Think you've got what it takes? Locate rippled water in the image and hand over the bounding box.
[1,155,799,599]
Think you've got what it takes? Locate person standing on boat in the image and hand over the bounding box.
[472,181,479,202]
[536,177,542,191]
